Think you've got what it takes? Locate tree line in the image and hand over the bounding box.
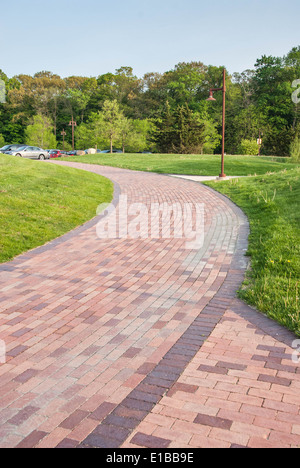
[0,45,300,156]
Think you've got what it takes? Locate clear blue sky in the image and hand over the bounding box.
[2,0,300,79]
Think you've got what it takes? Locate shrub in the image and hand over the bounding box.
[237,139,259,155]
[290,136,300,162]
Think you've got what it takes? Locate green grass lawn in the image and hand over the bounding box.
[61,153,299,176]
[2,152,299,336]
[0,154,114,263]
[205,167,300,337]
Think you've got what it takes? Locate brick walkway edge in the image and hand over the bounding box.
[0,162,299,449]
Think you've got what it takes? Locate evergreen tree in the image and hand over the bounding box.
[153,102,205,154]
[152,101,176,153]
[172,104,205,154]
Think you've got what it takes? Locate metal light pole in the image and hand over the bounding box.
[207,68,226,178]
[69,117,77,151]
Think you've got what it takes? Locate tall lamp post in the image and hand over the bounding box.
[207,68,226,178]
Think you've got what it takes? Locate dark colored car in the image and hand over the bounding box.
[66,150,77,156]
[100,149,123,153]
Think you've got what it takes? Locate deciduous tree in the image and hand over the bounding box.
[25,114,57,149]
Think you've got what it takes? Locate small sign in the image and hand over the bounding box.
[257,138,262,145]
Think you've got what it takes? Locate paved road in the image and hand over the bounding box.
[0,162,299,448]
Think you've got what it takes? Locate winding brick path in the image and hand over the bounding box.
[0,162,299,448]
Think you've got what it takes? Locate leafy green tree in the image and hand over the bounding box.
[61,88,90,123]
[75,122,93,150]
[164,62,207,110]
[202,118,221,154]
[94,73,116,107]
[1,45,300,156]
[284,47,300,133]
[117,117,133,153]
[100,100,124,152]
[134,72,167,119]
[25,114,57,149]
[76,112,107,150]
[132,119,155,152]
[0,117,24,143]
[250,54,297,154]
[117,118,154,153]
[7,72,66,124]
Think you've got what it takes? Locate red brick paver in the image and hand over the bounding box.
[121,299,300,449]
[0,162,299,448]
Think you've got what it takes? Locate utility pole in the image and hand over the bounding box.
[61,129,66,151]
[69,116,77,150]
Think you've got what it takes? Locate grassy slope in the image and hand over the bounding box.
[205,168,300,336]
[0,155,114,263]
[2,153,299,335]
[61,153,299,176]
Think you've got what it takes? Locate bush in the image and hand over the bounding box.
[290,136,300,162]
[237,139,259,155]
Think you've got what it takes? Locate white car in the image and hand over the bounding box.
[9,146,50,160]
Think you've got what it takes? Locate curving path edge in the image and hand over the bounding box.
[0,162,299,449]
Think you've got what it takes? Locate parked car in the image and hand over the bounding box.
[48,149,62,158]
[66,150,77,155]
[9,146,50,160]
[100,149,123,153]
[1,144,26,154]
[0,145,13,153]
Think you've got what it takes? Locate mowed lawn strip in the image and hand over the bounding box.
[205,167,300,337]
[0,154,113,263]
[61,153,299,176]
